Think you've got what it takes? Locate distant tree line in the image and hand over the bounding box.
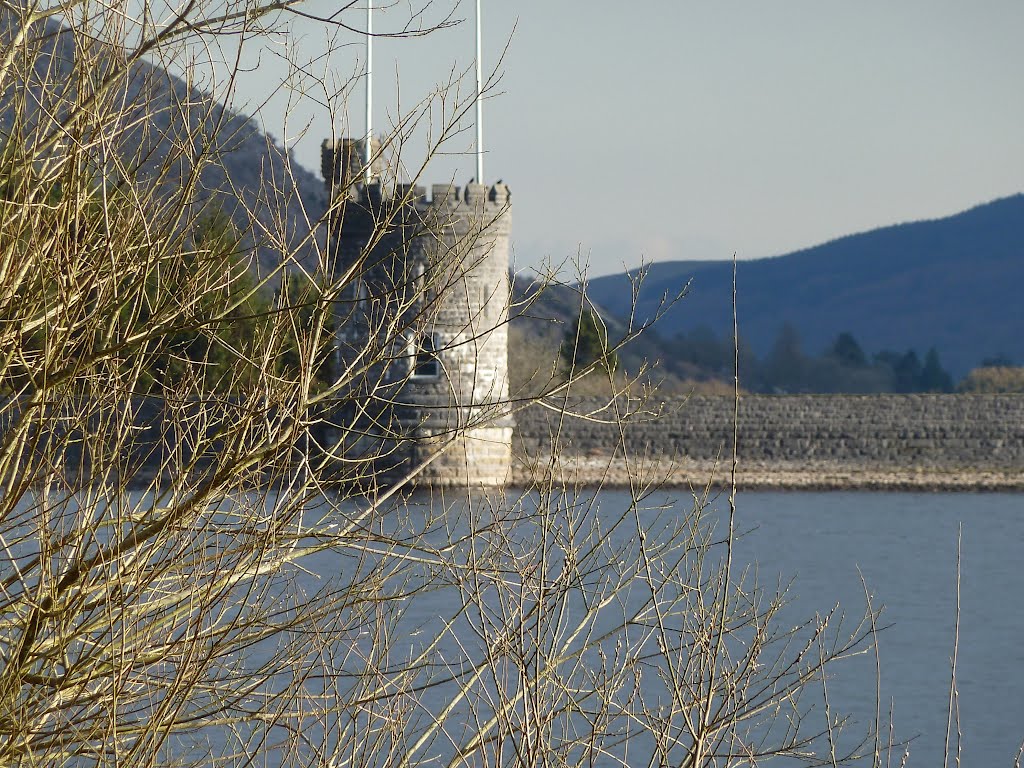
[657,324,969,394]
[552,308,1024,394]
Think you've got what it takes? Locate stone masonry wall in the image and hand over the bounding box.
[512,394,1024,489]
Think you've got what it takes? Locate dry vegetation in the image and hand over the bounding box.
[958,366,1024,393]
[509,275,738,398]
[0,1,890,765]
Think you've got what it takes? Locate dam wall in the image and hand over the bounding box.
[512,394,1024,490]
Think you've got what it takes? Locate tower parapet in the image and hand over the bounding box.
[321,137,384,194]
[323,139,512,487]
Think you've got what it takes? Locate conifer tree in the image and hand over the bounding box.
[561,306,619,374]
[920,347,955,392]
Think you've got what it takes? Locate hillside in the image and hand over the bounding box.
[113,65,329,275]
[508,274,728,395]
[584,195,1024,377]
[1,10,328,275]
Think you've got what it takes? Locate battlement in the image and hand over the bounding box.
[321,137,384,191]
[413,182,510,220]
[332,180,509,215]
[322,137,509,215]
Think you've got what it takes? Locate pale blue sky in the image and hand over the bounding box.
[237,1,1024,277]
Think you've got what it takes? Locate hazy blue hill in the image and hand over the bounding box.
[585,195,1024,377]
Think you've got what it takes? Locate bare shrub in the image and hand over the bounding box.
[0,2,879,765]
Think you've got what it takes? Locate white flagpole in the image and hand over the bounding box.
[475,0,483,184]
[365,0,373,182]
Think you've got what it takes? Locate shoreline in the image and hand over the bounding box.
[511,457,1024,492]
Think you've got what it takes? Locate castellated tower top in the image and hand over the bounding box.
[321,137,384,193]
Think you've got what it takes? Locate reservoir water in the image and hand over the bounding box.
[16,486,1020,765]
[726,490,1024,768]
[294,488,1024,767]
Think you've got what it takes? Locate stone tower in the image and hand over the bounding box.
[322,138,512,486]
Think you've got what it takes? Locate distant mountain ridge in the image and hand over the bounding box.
[584,194,1024,377]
